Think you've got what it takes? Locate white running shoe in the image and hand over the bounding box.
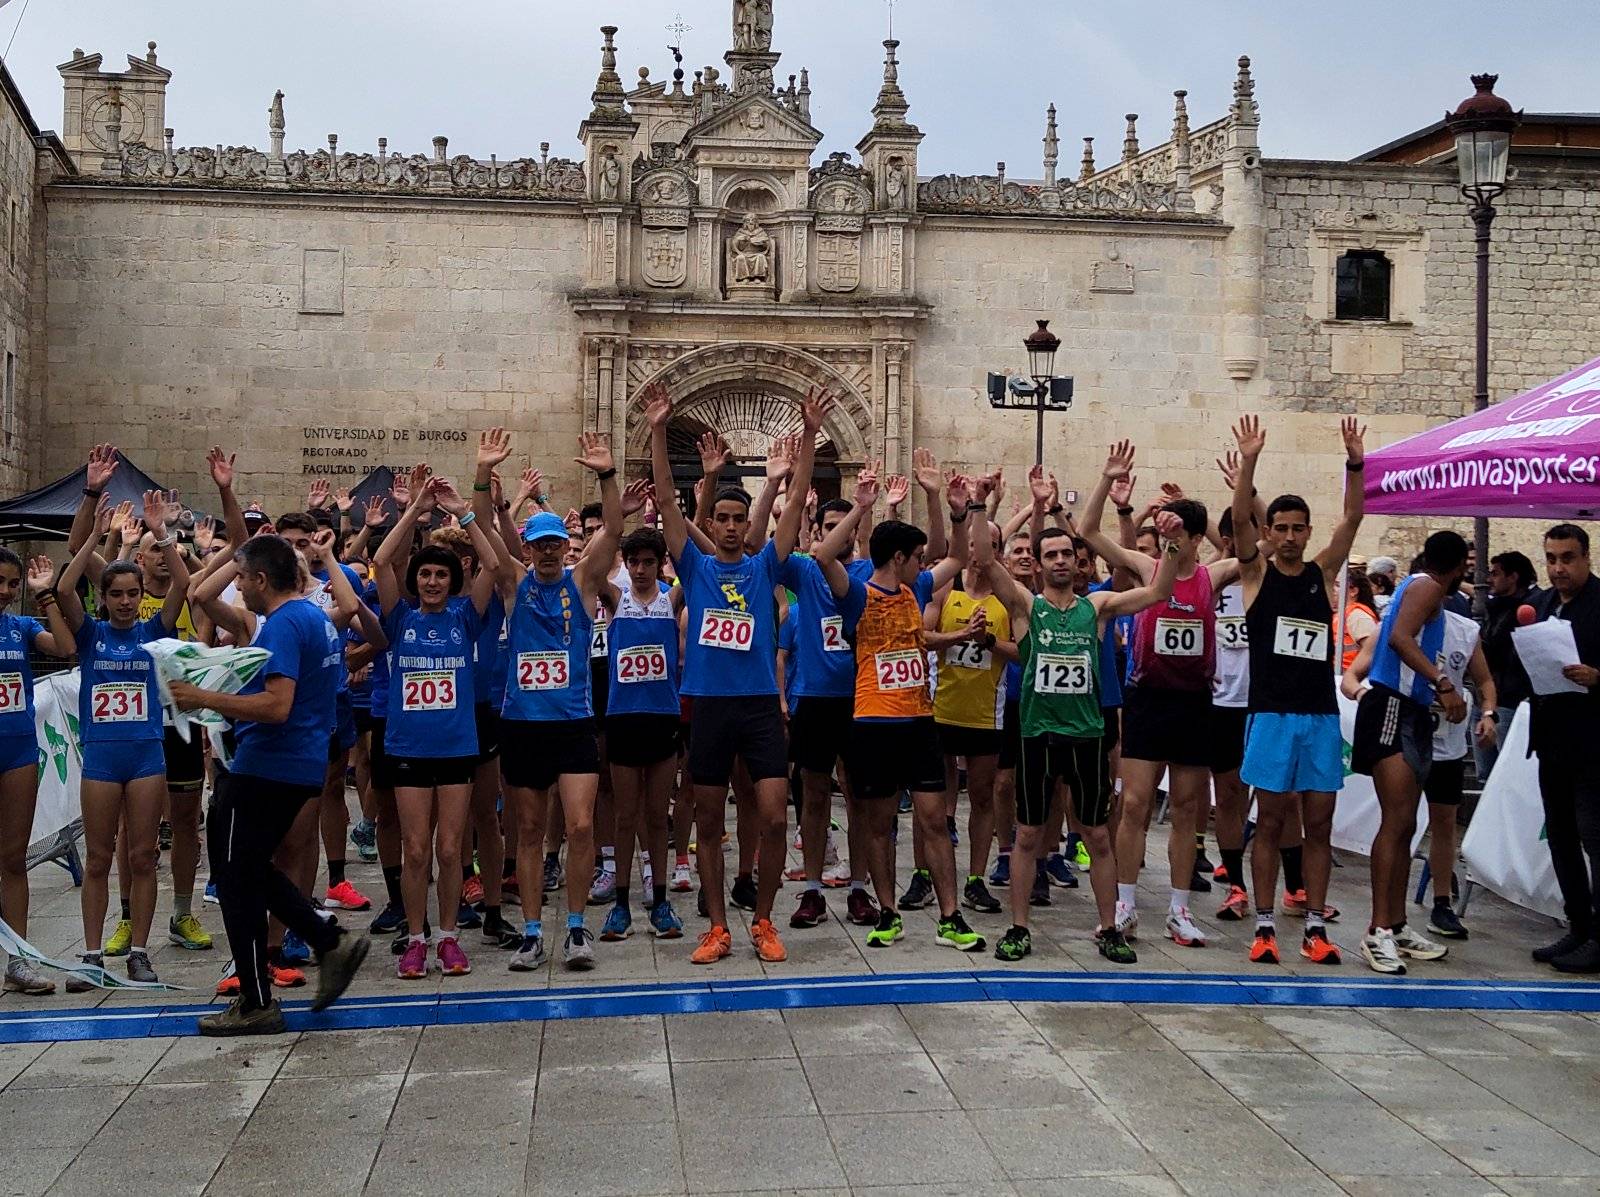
[1114,901,1139,940]
[1164,906,1207,947]
[821,859,850,887]
[670,862,693,892]
[1360,929,1407,975]
[1392,924,1449,961]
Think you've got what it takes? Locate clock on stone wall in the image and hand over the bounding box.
[83,92,147,151]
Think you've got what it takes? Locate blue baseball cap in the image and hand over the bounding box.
[521,512,572,543]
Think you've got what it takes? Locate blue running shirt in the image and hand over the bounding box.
[606,581,679,717]
[384,602,481,758]
[676,539,782,698]
[75,616,165,744]
[501,570,593,721]
[0,613,44,735]
[1369,574,1446,705]
[233,598,342,787]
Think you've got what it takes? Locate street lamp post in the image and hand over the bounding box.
[987,319,1073,467]
[1444,74,1521,617]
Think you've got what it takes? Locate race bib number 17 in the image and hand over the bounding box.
[1273,617,1328,662]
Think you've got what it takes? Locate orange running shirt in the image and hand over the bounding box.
[852,582,932,720]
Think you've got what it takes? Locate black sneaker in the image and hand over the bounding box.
[1552,939,1600,974]
[392,920,430,955]
[696,887,709,919]
[1427,903,1469,940]
[456,903,483,930]
[1029,866,1051,907]
[1194,848,1215,876]
[730,874,759,911]
[994,925,1032,962]
[1096,927,1137,965]
[900,869,934,910]
[963,876,1002,914]
[1533,930,1586,963]
[312,931,370,1012]
[482,911,521,950]
[369,904,405,935]
[1188,869,1213,894]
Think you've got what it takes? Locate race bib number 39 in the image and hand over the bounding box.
[820,616,849,654]
[517,652,570,691]
[0,672,23,712]
[616,645,668,684]
[698,609,754,652]
[1154,617,1204,657]
[1217,615,1248,651]
[1034,652,1091,696]
[874,649,926,692]
[1273,617,1328,662]
[92,682,147,723]
[402,671,456,712]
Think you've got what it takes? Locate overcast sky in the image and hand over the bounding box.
[3,1,1594,175]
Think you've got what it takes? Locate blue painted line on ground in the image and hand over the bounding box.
[2,969,1596,1044]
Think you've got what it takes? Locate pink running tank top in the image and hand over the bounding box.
[1129,566,1216,693]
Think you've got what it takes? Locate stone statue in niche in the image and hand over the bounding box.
[598,150,622,201]
[729,213,772,283]
[733,0,774,51]
[886,158,908,210]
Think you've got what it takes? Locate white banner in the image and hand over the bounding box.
[30,670,83,845]
[1330,689,1429,857]
[1460,702,1564,919]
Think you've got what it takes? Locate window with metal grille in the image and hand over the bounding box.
[1335,250,1391,321]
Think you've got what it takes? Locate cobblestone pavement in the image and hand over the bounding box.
[3,799,1598,1195]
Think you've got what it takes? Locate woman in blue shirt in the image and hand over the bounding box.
[0,550,77,994]
[374,477,502,981]
[57,490,189,987]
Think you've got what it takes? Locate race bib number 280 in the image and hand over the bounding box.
[698,609,754,652]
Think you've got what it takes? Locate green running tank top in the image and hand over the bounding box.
[1020,594,1105,740]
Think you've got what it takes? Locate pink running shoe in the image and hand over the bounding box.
[324,879,373,911]
[437,936,471,977]
[396,938,429,979]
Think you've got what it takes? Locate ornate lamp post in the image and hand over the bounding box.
[1443,74,1521,614]
[987,319,1072,467]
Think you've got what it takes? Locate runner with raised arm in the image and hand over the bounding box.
[812,467,984,953]
[985,491,1185,963]
[647,381,829,965]
[482,432,621,971]
[1079,441,1239,948]
[56,486,190,988]
[1227,414,1364,965]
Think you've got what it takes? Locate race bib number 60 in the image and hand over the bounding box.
[517,652,570,691]
[698,609,754,652]
[1273,617,1328,662]
[92,682,147,723]
[1034,652,1091,696]
[0,672,23,712]
[1154,617,1203,657]
[402,671,456,712]
[616,645,668,684]
[874,649,926,692]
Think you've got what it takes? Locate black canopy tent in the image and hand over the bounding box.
[0,455,168,541]
[347,466,396,528]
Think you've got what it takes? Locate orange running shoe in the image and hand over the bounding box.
[1300,929,1342,965]
[215,972,240,997]
[324,879,373,911]
[1249,929,1280,964]
[751,918,788,963]
[1216,885,1250,921]
[691,925,732,965]
[461,874,485,908]
[271,963,307,988]
[1281,889,1309,916]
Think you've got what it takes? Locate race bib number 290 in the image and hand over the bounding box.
[874,649,926,692]
[698,609,754,652]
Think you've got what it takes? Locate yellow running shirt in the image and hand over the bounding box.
[137,592,196,642]
[932,587,1009,730]
[852,582,932,720]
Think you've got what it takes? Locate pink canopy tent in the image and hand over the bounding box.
[1364,354,1600,520]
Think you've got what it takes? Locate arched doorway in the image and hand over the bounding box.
[625,341,873,517]
[664,386,842,514]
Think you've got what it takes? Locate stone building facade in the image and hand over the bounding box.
[9,6,1600,551]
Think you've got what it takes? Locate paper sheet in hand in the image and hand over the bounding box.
[1512,620,1586,695]
[144,638,272,741]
